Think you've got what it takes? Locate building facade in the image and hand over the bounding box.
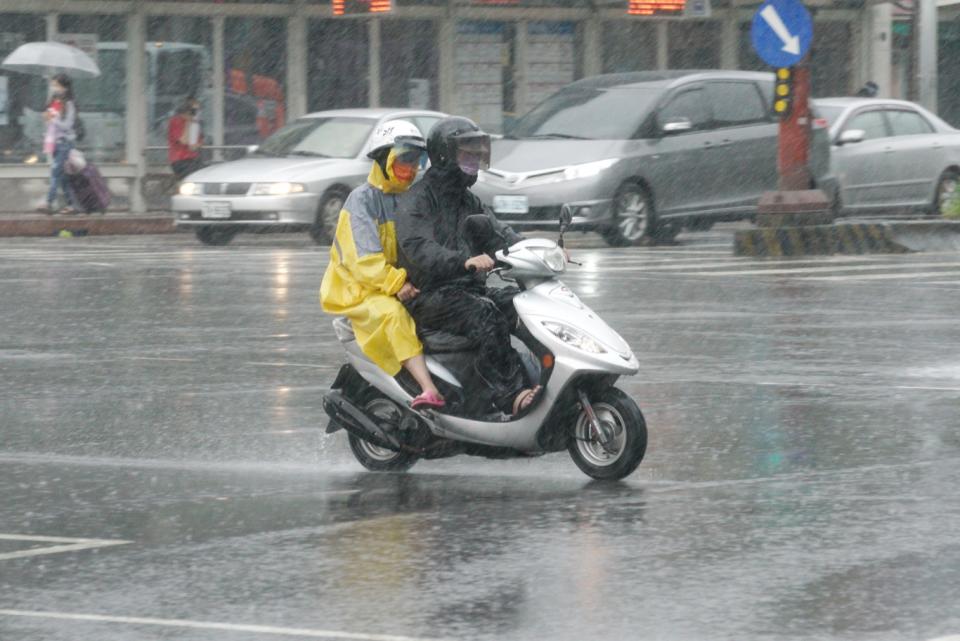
[0,0,947,211]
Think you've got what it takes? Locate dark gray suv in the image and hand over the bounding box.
[473,70,833,246]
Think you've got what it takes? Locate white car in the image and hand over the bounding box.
[172,108,446,245]
[816,97,960,217]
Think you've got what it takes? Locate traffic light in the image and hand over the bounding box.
[773,67,793,118]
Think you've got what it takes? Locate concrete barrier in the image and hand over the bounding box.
[0,214,175,238]
[734,220,960,257]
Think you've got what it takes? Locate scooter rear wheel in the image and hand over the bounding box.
[568,387,647,481]
[347,396,419,473]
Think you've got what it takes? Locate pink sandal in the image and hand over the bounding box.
[411,390,445,410]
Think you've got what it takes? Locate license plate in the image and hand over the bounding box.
[201,201,232,219]
[493,195,529,215]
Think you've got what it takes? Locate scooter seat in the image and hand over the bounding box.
[419,329,478,354]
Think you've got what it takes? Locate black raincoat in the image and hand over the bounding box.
[396,165,528,413]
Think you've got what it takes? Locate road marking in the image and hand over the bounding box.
[0,610,452,641]
[0,534,130,561]
[801,270,960,282]
[673,261,960,277]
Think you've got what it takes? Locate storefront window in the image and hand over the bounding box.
[308,20,368,112]
[146,17,213,161]
[57,14,128,162]
[0,14,45,164]
[455,21,510,133]
[225,17,287,144]
[811,22,851,97]
[381,20,438,110]
[668,22,719,69]
[602,22,657,74]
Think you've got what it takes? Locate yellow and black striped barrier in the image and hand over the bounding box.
[734,223,911,257]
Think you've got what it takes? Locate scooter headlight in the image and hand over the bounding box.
[537,246,567,272]
[541,321,606,354]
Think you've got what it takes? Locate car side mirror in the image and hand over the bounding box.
[837,129,865,146]
[661,118,694,135]
[246,144,259,155]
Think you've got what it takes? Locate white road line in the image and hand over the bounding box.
[0,534,130,561]
[673,261,960,277]
[801,270,960,282]
[0,610,452,641]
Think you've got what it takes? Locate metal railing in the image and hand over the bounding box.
[142,145,253,169]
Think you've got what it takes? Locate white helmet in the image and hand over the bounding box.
[366,119,426,159]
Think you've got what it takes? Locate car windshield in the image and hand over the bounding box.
[507,87,659,140]
[816,105,846,128]
[256,117,375,159]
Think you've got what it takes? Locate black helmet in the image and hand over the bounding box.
[426,116,491,176]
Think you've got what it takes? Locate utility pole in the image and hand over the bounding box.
[916,0,938,112]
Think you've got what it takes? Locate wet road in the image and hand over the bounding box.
[2,229,960,641]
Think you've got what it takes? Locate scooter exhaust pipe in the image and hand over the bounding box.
[322,390,401,450]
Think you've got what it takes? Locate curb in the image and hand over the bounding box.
[0,215,175,238]
[734,221,960,257]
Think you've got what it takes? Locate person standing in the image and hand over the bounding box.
[37,74,78,215]
[168,96,204,182]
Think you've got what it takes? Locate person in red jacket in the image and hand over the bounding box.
[168,97,204,181]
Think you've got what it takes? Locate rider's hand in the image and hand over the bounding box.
[396,282,419,302]
[465,254,495,273]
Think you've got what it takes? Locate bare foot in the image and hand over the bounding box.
[512,386,542,416]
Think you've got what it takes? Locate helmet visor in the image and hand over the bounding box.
[453,133,491,176]
[393,144,428,169]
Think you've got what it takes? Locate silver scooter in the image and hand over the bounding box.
[323,212,647,481]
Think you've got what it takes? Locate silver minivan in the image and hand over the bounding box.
[473,70,832,246]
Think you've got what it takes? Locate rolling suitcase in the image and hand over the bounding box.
[69,162,111,214]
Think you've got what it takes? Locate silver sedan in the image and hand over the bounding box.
[816,97,960,217]
[172,108,445,245]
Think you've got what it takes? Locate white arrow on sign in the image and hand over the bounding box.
[760,4,801,55]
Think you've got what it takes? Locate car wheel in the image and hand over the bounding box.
[195,226,238,246]
[602,182,660,247]
[934,169,959,217]
[310,188,349,245]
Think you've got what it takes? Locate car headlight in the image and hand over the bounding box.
[541,321,606,354]
[537,246,567,272]
[563,158,618,181]
[251,182,306,196]
[178,181,199,196]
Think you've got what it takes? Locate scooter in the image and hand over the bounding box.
[322,211,647,481]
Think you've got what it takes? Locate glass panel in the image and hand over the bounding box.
[146,17,213,159]
[887,109,934,136]
[658,89,710,130]
[846,111,888,141]
[811,23,851,97]
[308,20,368,112]
[382,20,438,110]
[508,86,659,140]
[57,14,127,162]
[257,116,375,159]
[707,82,767,127]
[668,22,719,69]
[602,22,657,74]
[225,17,287,144]
[0,14,46,164]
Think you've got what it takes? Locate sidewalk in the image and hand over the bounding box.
[0,212,176,237]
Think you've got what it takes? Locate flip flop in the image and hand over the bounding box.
[411,390,445,410]
[512,385,542,416]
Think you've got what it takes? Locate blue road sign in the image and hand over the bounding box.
[750,0,813,68]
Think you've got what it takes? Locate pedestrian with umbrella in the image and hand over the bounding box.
[37,73,79,214]
[2,41,99,215]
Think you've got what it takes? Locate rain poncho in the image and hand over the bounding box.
[320,149,422,375]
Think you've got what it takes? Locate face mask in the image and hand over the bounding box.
[392,161,418,184]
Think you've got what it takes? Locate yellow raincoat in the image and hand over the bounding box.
[320,150,422,375]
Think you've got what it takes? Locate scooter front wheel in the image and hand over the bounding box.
[568,387,647,481]
[347,396,419,473]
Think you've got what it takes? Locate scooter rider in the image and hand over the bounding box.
[396,116,540,417]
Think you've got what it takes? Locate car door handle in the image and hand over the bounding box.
[883,146,895,153]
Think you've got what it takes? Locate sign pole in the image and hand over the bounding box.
[778,60,811,191]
